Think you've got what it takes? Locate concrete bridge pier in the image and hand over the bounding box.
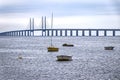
[82,30,85,36]
[76,30,78,36]
[104,30,107,36]
[51,30,53,36]
[65,30,67,36]
[89,30,91,36]
[55,30,58,36]
[70,30,72,36]
[96,30,99,36]
[47,30,49,36]
[113,30,115,36]
[60,30,62,36]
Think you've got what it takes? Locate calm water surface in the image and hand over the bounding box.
[0,36,120,80]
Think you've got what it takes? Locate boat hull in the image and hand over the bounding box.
[57,55,72,61]
[47,47,59,52]
[104,46,114,50]
[62,44,74,47]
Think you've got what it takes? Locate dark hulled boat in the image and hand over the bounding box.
[62,43,74,47]
[104,46,114,50]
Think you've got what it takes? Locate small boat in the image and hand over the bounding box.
[47,46,59,52]
[62,43,74,47]
[18,56,23,59]
[47,13,59,52]
[57,55,72,61]
[104,46,114,50]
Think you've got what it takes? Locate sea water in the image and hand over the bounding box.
[0,36,120,80]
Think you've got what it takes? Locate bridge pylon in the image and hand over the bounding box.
[30,18,34,36]
[42,16,47,36]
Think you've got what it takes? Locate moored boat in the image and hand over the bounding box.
[62,43,74,47]
[18,56,23,59]
[47,46,59,52]
[47,13,59,52]
[104,46,114,50]
[57,55,72,61]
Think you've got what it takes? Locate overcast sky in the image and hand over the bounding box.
[0,0,120,32]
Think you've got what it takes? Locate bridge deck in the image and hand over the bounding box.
[0,29,120,36]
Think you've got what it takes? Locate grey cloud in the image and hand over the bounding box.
[0,1,119,16]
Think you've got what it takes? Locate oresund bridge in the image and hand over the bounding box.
[0,17,120,37]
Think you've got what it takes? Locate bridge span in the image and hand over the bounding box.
[0,29,120,37]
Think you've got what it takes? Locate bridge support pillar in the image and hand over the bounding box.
[56,30,58,36]
[113,30,115,36]
[60,30,62,36]
[13,32,15,36]
[33,31,34,36]
[24,31,26,36]
[47,30,49,36]
[27,31,29,36]
[65,30,67,36]
[96,30,99,36]
[70,30,72,36]
[51,30,53,36]
[22,31,23,36]
[17,32,18,36]
[82,30,84,36]
[18,31,20,36]
[29,31,31,36]
[76,30,78,36]
[104,30,107,36]
[89,30,91,36]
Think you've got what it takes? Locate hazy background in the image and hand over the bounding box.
[0,0,120,32]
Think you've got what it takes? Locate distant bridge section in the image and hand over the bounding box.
[0,29,120,37]
[0,17,120,37]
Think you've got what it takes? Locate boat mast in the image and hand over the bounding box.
[51,13,53,46]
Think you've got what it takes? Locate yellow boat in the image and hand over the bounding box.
[47,46,59,52]
[47,13,59,52]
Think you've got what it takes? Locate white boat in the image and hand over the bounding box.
[57,55,72,61]
[104,46,114,50]
[47,13,59,52]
